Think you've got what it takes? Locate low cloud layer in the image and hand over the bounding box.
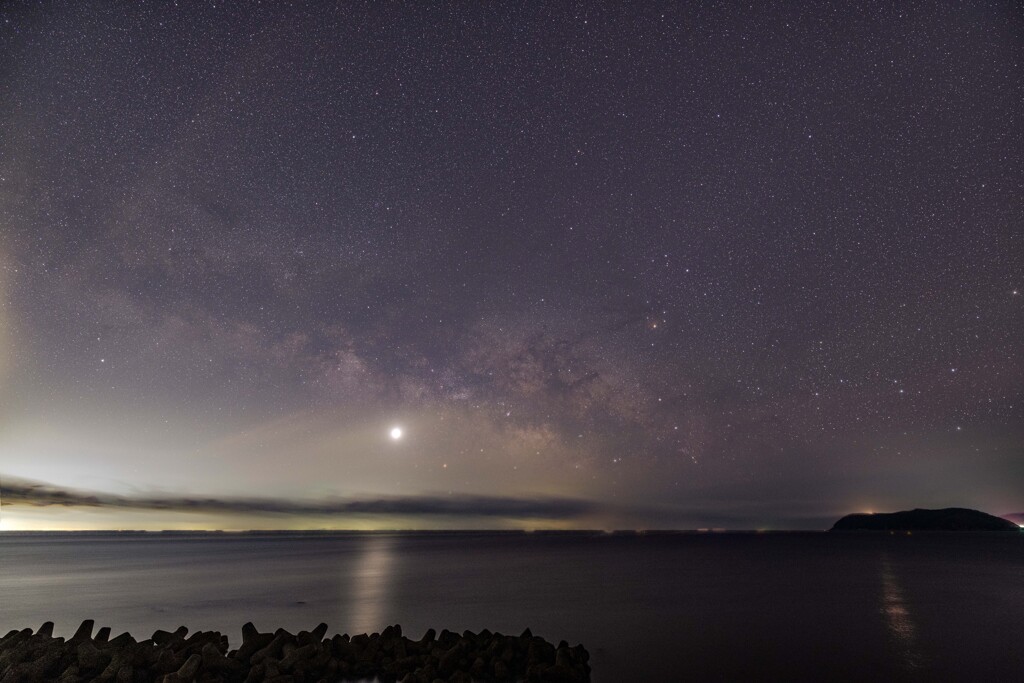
[0,476,596,520]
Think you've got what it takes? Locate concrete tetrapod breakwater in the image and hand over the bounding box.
[0,621,590,683]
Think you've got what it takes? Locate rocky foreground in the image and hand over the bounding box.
[0,621,590,683]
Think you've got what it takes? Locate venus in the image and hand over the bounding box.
[389,426,403,440]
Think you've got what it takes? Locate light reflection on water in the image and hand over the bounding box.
[880,556,926,671]
[347,534,395,635]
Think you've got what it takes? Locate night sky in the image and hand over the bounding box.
[1,1,1021,530]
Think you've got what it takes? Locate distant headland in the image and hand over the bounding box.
[830,507,1021,532]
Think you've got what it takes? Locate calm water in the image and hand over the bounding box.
[2,531,1022,682]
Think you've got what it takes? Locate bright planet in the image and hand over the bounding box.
[389,427,403,441]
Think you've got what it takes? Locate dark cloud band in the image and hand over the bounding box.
[0,476,596,520]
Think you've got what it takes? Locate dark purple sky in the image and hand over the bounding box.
[1,1,1021,530]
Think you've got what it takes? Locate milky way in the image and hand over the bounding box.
[1,1,1021,529]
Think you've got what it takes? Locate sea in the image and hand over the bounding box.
[2,531,1022,682]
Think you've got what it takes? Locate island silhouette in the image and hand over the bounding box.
[831,507,1020,531]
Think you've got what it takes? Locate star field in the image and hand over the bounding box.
[0,1,1021,529]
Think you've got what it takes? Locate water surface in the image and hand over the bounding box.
[2,531,1022,681]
